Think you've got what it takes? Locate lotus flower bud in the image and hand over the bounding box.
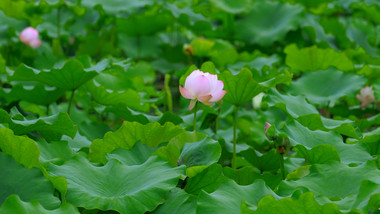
[264,122,276,141]
[179,69,227,110]
[183,44,194,56]
[356,86,375,108]
[20,27,41,48]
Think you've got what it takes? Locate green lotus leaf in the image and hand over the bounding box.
[235,1,304,46]
[118,34,163,58]
[104,104,183,125]
[289,68,366,106]
[152,188,196,214]
[224,167,282,190]
[346,17,379,57]
[154,131,207,167]
[300,14,336,47]
[0,153,60,210]
[0,194,79,214]
[283,120,372,164]
[210,39,239,68]
[166,3,211,27]
[0,83,65,106]
[48,155,185,214]
[37,7,73,38]
[0,109,77,141]
[184,163,226,195]
[116,12,172,36]
[106,141,157,166]
[285,44,354,73]
[0,128,41,169]
[267,89,358,138]
[81,0,151,14]
[295,144,341,164]
[0,2,29,27]
[243,192,342,214]
[228,55,280,73]
[219,68,263,106]
[89,121,185,163]
[359,127,380,155]
[278,161,380,210]
[85,79,149,112]
[38,140,74,166]
[178,137,221,168]
[191,38,215,57]
[268,89,318,117]
[374,78,380,101]
[240,148,281,172]
[8,58,109,91]
[197,179,279,213]
[350,180,380,213]
[210,0,252,14]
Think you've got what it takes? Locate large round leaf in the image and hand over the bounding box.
[152,188,196,214]
[0,153,60,210]
[49,155,185,213]
[0,195,79,214]
[283,120,372,164]
[235,1,304,46]
[197,179,279,213]
[289,68,366,106]
[244,192,342,214]
[278,161,380,199]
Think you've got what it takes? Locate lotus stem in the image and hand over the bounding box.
[274,137,286,180]
[193,102,198,132]
[232,105,239,169]
[164,74,173,112]
[67,89,75,115]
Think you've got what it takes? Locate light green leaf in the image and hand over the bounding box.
[0,128,41,169]
[219,68,263,106]
[284,44,354,73]
[8,59,109,90]
[191,38,215,57]
[289,68,366,106]
[106,141,157,166]
[178,137,221,167]
[283,120,372,164]
[154,131,207,167]
[0,83,65,106]
[0,109,77,141]
[240,148,281,172]
[48,155,185,214]
[152,188,196,214]
[0,153,60,210]
[0,195,79,214]
[210,0,252,14]
[278,161,380,199]
[185,163,227,195]
[85,79,149,112]
[268,89,358,138]
[89,121,184,163]
[81,0,151,14]
[235,1,304,46]
[295,144,341,164]
[38,140,74,166]
[244,192,342,214]
[197,179,279,213]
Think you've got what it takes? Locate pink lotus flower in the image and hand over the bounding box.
[20,27,41,48]
[356,86,375,108]
[180,69,227,110]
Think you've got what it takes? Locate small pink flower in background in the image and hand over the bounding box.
[20,27,41,48]
[264,122,271,136]
[179,69,227,110]
[356,86,375,108]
